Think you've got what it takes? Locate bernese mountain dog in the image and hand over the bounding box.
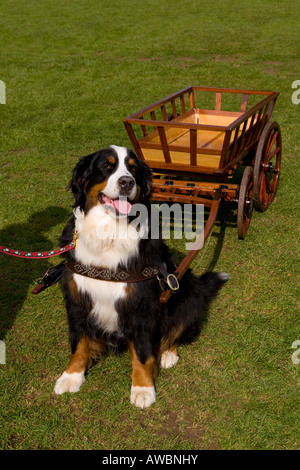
[54,145,229,408]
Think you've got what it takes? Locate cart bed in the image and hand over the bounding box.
[124,86,278,176]
[140,109,254,171]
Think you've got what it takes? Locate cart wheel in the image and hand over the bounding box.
[237,166,254,240]
[253,121,282,212]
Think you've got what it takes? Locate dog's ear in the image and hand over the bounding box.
[69,153,95,208]
[137,158,153,200]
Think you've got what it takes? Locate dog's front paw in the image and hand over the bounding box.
[54,371,85,395]
[160,350,179,369]
[130,386,156,408]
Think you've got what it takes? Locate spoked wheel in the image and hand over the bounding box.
[237,166,254,240]
[253,121,282,212]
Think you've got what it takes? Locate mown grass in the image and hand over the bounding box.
[0,0,299,450]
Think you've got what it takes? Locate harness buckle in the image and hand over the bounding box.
[166,274,180,291]
[157,273,180,292]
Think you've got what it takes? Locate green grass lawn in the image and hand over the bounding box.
[0,0,299,450]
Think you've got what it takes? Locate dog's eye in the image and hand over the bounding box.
[103,162,114,170]
[128,162,137,172]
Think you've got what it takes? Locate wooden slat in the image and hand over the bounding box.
[150,110,156,121]
[259,103,270,136]
[161,105,168,121]
[240,94,249,112]
[189,89,195,109]
[123,122,145,161]
[245,113,257,147]
[190,129,197,166]
[180,94,186,114]
[253,108,263,140]
[157,126,172,163]
[150,110,157,130]
[171,100,177,118]
[239,119,248,152]
[215,92,222,111]
[219,129,232,169]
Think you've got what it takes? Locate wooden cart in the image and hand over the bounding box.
[123,86,282,302]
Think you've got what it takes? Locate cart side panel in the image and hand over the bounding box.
[219,93,279,172]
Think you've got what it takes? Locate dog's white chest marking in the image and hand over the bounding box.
[74,274,125,334]
[72,204,140,334]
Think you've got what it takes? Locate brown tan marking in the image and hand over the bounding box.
[159,325,183,359]
[66,335,106,374]
[65,335,106,374]
[68,273,79,300]
[85,181,108,211]
[65,335,92,374]
[129,342,157,388]
[107,156,116,164]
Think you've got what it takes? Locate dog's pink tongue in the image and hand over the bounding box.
[113,198,132,214]
[102,195,132,214]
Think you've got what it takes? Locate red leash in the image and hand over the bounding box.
[0,240,76,295]
[0,242,75,259]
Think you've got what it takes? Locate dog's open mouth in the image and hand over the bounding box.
[100,193,132,215]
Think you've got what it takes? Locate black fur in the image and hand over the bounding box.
[59,146,229,391]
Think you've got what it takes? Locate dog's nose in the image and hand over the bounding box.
[118,175,135,193]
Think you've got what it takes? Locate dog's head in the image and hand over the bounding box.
[70,146,152,215]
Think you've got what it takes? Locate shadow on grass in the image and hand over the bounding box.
[169,200,237,272]
[205,200,237,271]
[164,199,237,334]
[0,206,70,340]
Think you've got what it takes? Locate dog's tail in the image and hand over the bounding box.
[199,271,230,304]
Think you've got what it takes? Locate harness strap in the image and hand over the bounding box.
[65,259,160,283]
[32,258,180,298]
[32,261,65,295]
